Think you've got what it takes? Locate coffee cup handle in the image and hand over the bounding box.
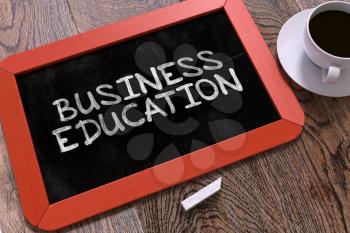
[322,65,341,83]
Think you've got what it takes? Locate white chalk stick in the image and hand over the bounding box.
[181,177,222,211]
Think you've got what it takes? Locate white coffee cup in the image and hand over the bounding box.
[304,1,350,83]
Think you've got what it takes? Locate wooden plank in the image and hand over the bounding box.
[58,206,144,233]
[66,0,180,33]
[0,0,77,60]
[1,0,350,232]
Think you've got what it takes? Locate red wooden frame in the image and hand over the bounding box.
[0,0,304,230]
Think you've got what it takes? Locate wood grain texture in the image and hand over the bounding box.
[66,0,180,33]
[0,0,350,232]
[0,0,77,60]
[0,1,77,232]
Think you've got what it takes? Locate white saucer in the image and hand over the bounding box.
[277,9,350,97]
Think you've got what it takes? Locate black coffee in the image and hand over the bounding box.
[309,10,350,58]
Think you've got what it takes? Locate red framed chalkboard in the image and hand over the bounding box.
[0,0,304,230]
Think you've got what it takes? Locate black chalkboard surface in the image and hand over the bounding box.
[16,11,280,204]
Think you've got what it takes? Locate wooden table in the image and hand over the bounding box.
[0,0,349,232]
